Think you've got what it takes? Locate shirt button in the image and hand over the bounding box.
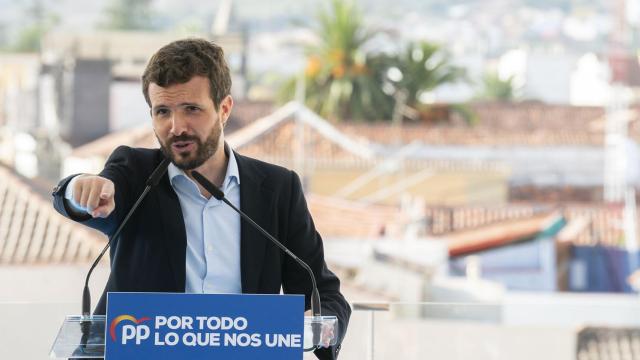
[207,245,213,252]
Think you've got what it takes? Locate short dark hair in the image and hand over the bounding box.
[142,38,232,108]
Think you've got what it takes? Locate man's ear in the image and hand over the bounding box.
[219,95,234,127]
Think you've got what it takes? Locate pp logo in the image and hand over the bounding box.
[109,315,151,345]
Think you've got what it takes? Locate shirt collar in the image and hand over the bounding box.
[167,143,240,189]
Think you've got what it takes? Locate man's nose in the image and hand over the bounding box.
[169,114,188,136]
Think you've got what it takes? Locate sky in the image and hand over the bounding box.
[1,0,607,33]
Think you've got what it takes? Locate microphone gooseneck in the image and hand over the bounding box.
[190,171,323,318]
[81,156,171,316]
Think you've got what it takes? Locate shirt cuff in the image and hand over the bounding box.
[64,175,88,213]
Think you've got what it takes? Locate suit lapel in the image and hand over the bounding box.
[236,152,272,293]
[154,173,187,290]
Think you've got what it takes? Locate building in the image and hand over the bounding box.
[0,163,108,304]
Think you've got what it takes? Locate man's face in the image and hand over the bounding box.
[149,76,231,170]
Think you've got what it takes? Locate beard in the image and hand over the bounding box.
[158,124,222,171]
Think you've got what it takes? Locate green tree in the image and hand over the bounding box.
[6,1,59,52]
[385,41,467,110]
[279,0,393,121]
[100,0,155,30]
[378,41,475,125]
[279,0,471,123]
[476,72,517,101]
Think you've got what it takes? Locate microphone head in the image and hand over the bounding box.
[146,157,171,186]
[191,171,225,200]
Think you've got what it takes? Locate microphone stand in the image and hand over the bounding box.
[190,171,324,351]
[78,157,171,353]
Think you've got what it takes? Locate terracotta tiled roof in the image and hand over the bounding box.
[338,102,610,146]
[307,194,401,239]
[231,103,504,171]
[339,124,603,146]
[425,204,548,234]
[305,196,632,250]
[338,102,640,146]
[71,125,158,158]
[509,185,603,203]
[225,100,275,133]
[310,198,620,259]
[576,326,640,359]
[236,118,374,167]
[443,212,563,257]
[466,102,606,131]
[425,203,632,248]
[0,165,105,264]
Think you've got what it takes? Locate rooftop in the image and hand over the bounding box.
[0,164,105,265]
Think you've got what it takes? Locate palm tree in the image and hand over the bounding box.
[385,41,467,110]
[476,71,517,101]
[279,1,471,123]
[279,0,393,121]
[381,41,473,124]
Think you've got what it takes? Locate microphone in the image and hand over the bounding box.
[190,171,323,319]
[81,156,171,316]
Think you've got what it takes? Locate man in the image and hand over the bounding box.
[51,38,350,359]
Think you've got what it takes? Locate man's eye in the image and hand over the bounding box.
[186,106,200,112]
[155,108,169,116]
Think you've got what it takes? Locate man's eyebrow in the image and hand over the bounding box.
[151,102,202,111]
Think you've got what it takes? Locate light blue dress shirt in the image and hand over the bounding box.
[168,151,242,294]
[65,150,243,294]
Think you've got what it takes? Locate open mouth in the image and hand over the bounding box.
[172,141,195,152]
